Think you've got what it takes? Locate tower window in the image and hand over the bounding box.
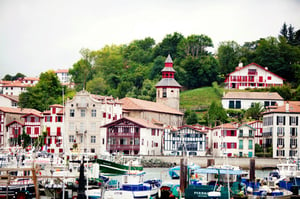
[163,88,167,98]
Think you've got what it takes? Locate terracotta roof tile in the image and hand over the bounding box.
[120,97,183,115]
[0,94,19,102]
[223,92,283,100]
[0,107,41,115]
[264,101,300,113]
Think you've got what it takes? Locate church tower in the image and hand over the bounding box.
[155,54,181,111]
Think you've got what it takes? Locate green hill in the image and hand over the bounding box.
[180,86,223,111]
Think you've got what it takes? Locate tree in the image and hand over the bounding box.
[178,34,213,58]
[153,32,184,59]
[206,101,228,127]
[69,48,94,91]
[34,130,47,150]
[245,102,265,120]
[217,41,240,75]
[185,110,198,125]
[19,70,64,112]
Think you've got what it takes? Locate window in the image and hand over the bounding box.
[277,138,284,147]
[277,116,285,125]
[70,109,75,117]
[81,109,85,117]
[152,129,155,136]
[267,76,272,80]
[69,135,75,143]
[91,109,96,117]
[34,127,39,135]
[277,127,285,136]
[264,101,270,107]
[290,138,297,148]
[229,101,234,109]
[45,116,52,122]
[229,101,241,109]
[263,116,273,126]
[248,140,253,149]
[57,116,63,122]
[239,140,243,149]
[91,148,95,153]
[290,116,298,125]
[249,130,253,137]
[291,128,298,137]
[163,88,167,98]
[239,130,243,137]
[134,138,139,145]
[57,127,61,136]
[236,101,241,109]
[248,69,257,75]
[91,136,96,143]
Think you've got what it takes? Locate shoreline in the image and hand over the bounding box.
[141,156,282,169]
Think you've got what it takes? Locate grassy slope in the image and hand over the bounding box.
[180,87,222,111]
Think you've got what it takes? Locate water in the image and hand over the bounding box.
[142,167,272,181]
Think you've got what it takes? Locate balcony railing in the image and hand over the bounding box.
[107,144,140,151]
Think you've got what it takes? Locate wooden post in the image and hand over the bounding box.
[32,167,40,199]
[207,159,215,167]
[180,158,187,195]
[250,158,255,182]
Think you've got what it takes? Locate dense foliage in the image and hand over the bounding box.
[66,23,300,99]
[19,71,65,112]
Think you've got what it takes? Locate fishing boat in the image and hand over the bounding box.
[95,153,143,175]
[168,163,200,179]
[103,171,161,199]
[184,165,246,199]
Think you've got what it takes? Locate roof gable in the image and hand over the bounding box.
[227,63,285,80]
[102,117,163,129]
[120,97,183,115]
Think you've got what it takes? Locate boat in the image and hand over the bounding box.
[168,163,200,179]
[184,164,246,199]
[103,171,161,199]
[95,153,143,175]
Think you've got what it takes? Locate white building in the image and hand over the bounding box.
[1,81,30,96]
[262,101,300,158]
[100,117,163,156]
[163,125,207,156]
[64,90,122,155]
[211,123,255,157]
[42,104,64,154]
[0,94,18,107]
[222,92,284,110]
[224,63,284,89]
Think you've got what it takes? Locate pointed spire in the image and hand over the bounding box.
[165,54,173,63]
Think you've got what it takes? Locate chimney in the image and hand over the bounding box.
[265,67,268,70]
[238,62,243,67]
[285,102,289,112]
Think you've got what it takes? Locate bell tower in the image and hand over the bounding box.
[155,54,181,110]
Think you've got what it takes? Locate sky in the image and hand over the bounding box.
[1,0,300,79]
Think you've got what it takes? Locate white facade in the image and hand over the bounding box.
[0,95,18,107]
[211,123,255,158]
[225,63,284,90]
[163,126,207,156]
[263,102,300,158]
[64,90,122,156]
[1,82,29,96]
[42,104,65,154]
[55,69,71,84]
[222,92,284,110]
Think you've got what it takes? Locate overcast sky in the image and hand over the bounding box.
[1,0,299,79]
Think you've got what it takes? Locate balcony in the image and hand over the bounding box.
[107,144,140,151]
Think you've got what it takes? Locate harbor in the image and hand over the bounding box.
[1,152,300,199]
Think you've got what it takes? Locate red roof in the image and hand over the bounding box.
[6,120,24,127]
[55,69,69,73]
[102,116,163,129]
[0,94,19,102]
[0,107,41,115]
[120,97,183,115]
[264,101,300,114]
[214,123,236,129]
[225,63,285,81]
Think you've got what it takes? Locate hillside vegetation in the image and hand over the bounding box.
[180,87,222,111]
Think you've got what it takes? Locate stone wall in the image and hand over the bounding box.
[141,156,281,169]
